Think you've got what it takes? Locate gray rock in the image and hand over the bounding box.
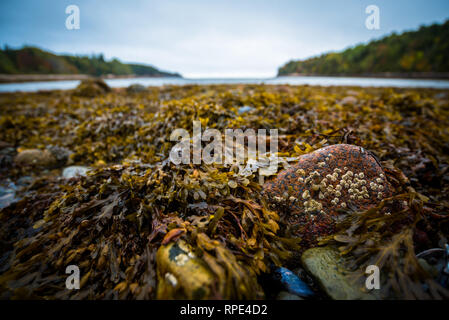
[62,166,90,179]
[301,246,379,300]
[46,145,72,166]
[276,291,303,300]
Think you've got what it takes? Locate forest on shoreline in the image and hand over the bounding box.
[278,20,449,78]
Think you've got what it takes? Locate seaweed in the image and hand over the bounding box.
[0,84,448,299]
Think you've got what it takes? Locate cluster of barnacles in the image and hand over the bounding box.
[269,161,388,218]
[295,163,388,214]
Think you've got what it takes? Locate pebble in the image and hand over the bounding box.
[62,166,90,179]
[238,105,254,114]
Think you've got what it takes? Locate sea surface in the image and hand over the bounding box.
[1,76,449,92]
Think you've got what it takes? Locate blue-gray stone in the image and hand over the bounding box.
[237,106,254,114]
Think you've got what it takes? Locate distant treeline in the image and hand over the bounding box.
[0,46,181,77]
[278,20,449,77]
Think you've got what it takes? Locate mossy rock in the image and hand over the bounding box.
[73,79,111,97]
[14,149,56,168]
[126,84,147,94]
[301,246,380,300]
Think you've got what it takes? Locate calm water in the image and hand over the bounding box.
[1,76,449,93]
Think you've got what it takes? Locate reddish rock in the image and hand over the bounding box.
[263,144,393,245]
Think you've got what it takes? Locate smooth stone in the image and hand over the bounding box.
[14,149,56,168]
[156,240,216,299]
[62,166,89,179]
[301,246,379,300]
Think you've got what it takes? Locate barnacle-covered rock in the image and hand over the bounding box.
[156,240,217,300]
[14,148,57,168]
[263,144,393,245]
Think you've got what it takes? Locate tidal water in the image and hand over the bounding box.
[1,76,449,93]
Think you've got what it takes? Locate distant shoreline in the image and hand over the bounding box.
[0,74,182,84]
[2,73,449,84]
[278,72,449,80]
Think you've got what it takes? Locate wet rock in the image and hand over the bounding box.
[301,246,379,300]
[62,166,89,179]
[276,291,303,300]
[263,144,392,245]
[126,83,147,94]
[73,79,111,97]
[14,149,56,168]
[340,96,358,105]
[156,240,216,299]
[238,105,254,114]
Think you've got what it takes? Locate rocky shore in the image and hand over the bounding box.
[0,81,448,299]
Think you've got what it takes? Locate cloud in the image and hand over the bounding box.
[1,0,449,77]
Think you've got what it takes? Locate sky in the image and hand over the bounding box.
[0,0,448,78]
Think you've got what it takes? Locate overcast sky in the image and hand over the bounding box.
[1,0,448,78]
